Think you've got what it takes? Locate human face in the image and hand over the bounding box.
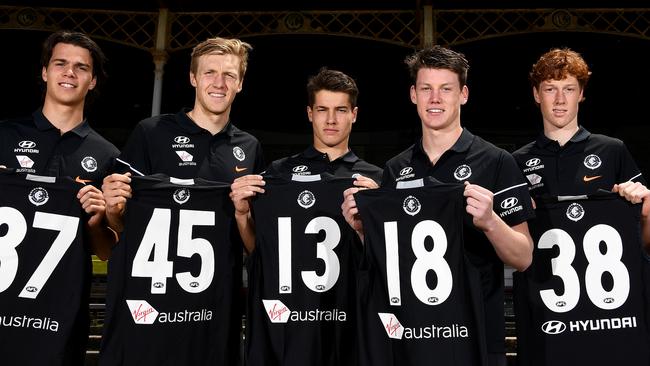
[308,90,357,151]
[190,53,243,118]
[410,68,468,133]
[533,75,583,131]
[41,43,96,107]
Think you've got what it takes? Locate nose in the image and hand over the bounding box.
[326,110,337,124]
[554,89,566,105]
[212,74,226,88]
[63,65,75,78]
[429,89,442,103]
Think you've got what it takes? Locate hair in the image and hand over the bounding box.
[41,30,108,91]
[306,68,359,108]
[404,45,470,87]
[190,37,253,77]
[529,48,591,90]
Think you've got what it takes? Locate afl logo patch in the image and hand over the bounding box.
[402,195,421,216]
[453,164,472,181]
[399,167,413,176]
[297,190,315,209]
[18,140,36,149]
[526,158,541,167]
[583,154,602,169]
[173,188,190,205]
[541,320,566,335]
[233,146,245,161]
[174,135,190,144]
[28,187,49,206]
[81,156,98,172]
[500,197,519,209]
[292,165,308,173]
[566,202,585,222]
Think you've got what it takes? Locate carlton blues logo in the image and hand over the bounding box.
[453,164,472,181]
[233,146,246,161]
[81,156,98,172]
[583,154,602,169]
[173,188,190,204]
[297,190,315,209]
[28,187,49,206]
[566,202,585,222]
[403,195,421,216]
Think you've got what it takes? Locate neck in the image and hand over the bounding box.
[544,122,579,147]
[187,106,229,135]
[41,99,85,134]
[421,125,463,165]
[313,141,350,162]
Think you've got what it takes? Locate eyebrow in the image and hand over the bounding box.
[50,58,92,69]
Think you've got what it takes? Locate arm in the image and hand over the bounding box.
[341,176,380,243]
[464,182,533,271]
[229,174,265,254]
[613,181,650,252]
[101,173,132,233]
[77,184,118,260]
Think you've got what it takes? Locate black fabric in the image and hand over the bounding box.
[0,171,89,366]
[246,174,358,366]
[99,175,240,366]
[514,193,650,366]
[355,178,488,366]
[381,129,534,353]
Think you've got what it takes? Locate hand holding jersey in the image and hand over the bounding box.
[101,172,133,233]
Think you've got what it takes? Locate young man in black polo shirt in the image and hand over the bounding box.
[230,67,382,252]
[513,48,650,251]
[0,30,119,259]
[102,36,264,239]
[342,45,534,366]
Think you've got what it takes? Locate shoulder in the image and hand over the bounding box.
[512,140,537,159]
[0,116,34,131]
[385,144,417,169]
[230,124,261,144]
[587,133,625,148]
[136,113,176,130]
[86,128,120,157]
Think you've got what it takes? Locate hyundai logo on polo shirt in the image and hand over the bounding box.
[523,157,544,173]
[500,197,519,209]
[172,136,194,148]
[525,158,540,167]
[14,140,39,153]
[395,166,415,182]
[292,165,310,175]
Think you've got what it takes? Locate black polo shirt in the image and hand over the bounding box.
[118,108,264,182]
[264,145,383,183]
[0,109,119,186]
[513,126,646,198]
[381,128,534,354]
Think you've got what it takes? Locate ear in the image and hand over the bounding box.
[461,85,469,105]
[578,87,585,103]
[351,106,358,123]
[307,106,313,122]
[237,78,244,93]
[189,72,197,87]
[533,86,541,104]
[88,76,97,91]
[410,85,417,105]
[41,66,48,83]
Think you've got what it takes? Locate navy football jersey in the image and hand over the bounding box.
[0,171,88,366]
[99,175,240,366]
[246,174,358,366]
[355,178,488,366]
[514,193,650,365]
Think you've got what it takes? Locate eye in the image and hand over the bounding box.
[337,108,348,113]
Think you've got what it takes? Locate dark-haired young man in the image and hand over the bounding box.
[342,45,534,366]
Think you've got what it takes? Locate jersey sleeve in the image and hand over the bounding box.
[615,139,646,185]
[492,151,535,226]
[116,122,151,175]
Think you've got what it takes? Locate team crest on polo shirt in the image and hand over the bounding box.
[173,188,190,204]
[453,164,472,181]
[28,187,49,206]
[403,195,421,216]
[583,154,602,169]
[81,156,98,172]
[566,203,585,222]
[297,190,315,209]
[233,146,245,161]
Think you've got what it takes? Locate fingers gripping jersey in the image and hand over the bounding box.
[99,175,239,366]
[0,172,88,366]
[247,174,358,366]
[514,194,650,366]
[355,178,488,366]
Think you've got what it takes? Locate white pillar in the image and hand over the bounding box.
[151,8,169,117]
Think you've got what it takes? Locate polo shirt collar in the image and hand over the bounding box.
[415,128,475,156]
[536,126,591,149]
[302,145,359,163]
[177,108,236,137]
[33,108,91,138]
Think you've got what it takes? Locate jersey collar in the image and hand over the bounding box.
[415,127,475,156]
[301,145,360,163]
[536,126,591,150]
[177,108,236,137]
[33,108,91,138]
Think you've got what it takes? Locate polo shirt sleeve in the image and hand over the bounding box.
[252,140,265,174]
[492,151,535,226]
[615,140,646,185]
[380,165,395,187]
[117,123,151,175]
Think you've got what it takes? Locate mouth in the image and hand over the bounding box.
[58,82,76,89]
[426,108,444,113]
[208,92,226,98]
[324,128,339,134]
